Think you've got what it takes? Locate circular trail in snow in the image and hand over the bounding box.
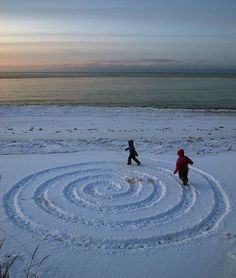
[4,159,229,252]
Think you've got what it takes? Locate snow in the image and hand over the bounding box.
[0,105,236,278]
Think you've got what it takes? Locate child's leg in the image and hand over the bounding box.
[127,155,132,165]
[183,167,189,184]
[179,167,189,185]
[178,172,184,182]
[133,156,141,165]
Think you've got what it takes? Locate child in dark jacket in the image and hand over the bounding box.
[125,140,141,166]
[173,149,193,185]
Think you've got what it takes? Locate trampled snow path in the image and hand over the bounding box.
[3,158,230,252]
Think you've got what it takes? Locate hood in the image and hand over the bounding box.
[177,149,184,157]
[128,140,134,146]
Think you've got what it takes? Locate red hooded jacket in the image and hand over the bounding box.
[174,149,193,174]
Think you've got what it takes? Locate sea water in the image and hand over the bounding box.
[0,73,236,109]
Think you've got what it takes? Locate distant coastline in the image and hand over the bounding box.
[1,72,236,79]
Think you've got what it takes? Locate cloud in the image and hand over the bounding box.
[56,58,187,71]
[1,0,235,30]
[0,1,129,20]
[1,60,236,73]
[86,59,184,67]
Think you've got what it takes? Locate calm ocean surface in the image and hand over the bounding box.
[0,73,236,109]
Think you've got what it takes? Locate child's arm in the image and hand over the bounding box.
[187,157,193,165]
[125,147,129,151]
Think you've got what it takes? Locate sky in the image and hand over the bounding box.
[0,0,236,72]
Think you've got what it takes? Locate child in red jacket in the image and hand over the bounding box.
[173,149,193,185]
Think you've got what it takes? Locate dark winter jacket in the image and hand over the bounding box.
[174,149,193,174]
[125,140,138,157]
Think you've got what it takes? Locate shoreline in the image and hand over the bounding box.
[0,103,236,113]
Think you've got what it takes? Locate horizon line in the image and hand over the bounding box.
[1,71,236,79]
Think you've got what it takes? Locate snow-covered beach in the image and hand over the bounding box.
[0,105,236,278]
